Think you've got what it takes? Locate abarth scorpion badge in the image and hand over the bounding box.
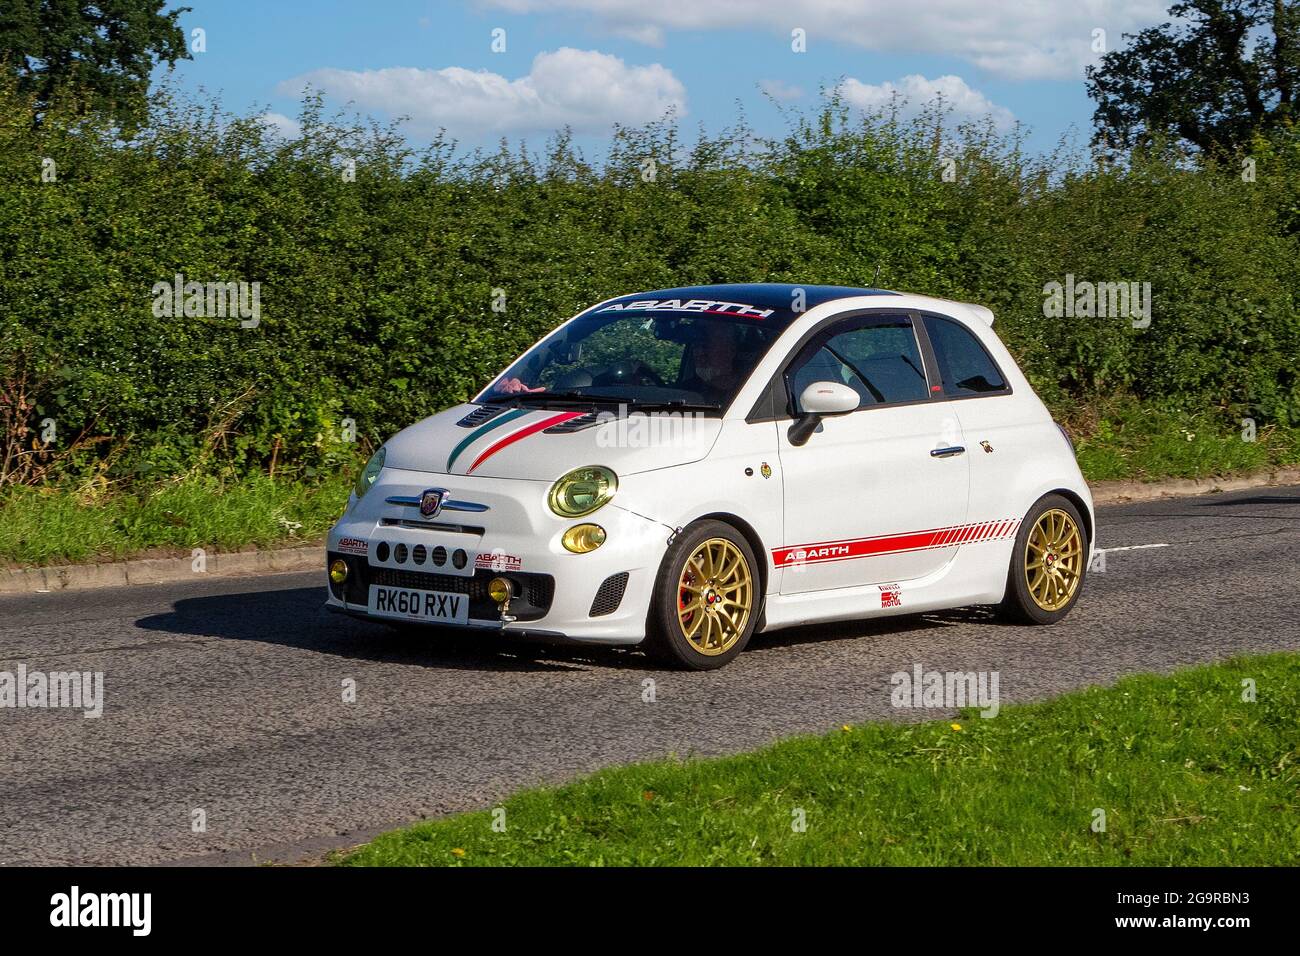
[419,488,446,518]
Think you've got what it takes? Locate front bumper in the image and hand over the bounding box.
[323,466,668,644]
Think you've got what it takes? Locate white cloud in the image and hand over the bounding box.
[608,22,664,46]
[838,75,1015,130]
[481,0,1170,80]
[759,78,803,102]
[279,48,685,135]
[258,112,302,138]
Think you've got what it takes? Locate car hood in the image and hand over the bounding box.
[382,404,724,480]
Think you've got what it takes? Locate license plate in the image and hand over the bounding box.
[367,585,469,624]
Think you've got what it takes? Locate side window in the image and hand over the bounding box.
[922,315,1008,397]
[787,316,931,413]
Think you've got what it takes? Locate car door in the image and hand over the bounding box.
[774,312,970,594]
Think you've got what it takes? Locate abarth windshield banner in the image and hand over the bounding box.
[596,298,775,319]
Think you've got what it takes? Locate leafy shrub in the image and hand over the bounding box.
[2,82,1298,485]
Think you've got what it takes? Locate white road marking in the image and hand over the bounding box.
[1096,543,1170,554]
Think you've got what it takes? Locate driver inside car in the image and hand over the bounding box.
[677,321,743,401]
[489,318,747,403]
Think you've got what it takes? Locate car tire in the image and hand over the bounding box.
[643,520,761,670]
[998,493,1089,624]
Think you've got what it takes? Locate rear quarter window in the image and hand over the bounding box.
[922,314,1009,397]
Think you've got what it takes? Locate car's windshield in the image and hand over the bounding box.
[476,311,783,410]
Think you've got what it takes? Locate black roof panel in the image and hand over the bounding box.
[589,283,898,328]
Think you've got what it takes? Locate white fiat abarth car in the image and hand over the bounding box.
[327,284,1094,669]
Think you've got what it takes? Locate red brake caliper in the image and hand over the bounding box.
[679,567,696,627]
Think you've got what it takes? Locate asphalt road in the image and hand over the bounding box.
[2,485,1299,866]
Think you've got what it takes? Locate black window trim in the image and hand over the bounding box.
[913,309,1014,402]
[745,308,940,423]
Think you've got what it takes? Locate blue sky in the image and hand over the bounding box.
[162,0,1174,157]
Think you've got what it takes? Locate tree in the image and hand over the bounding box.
[1086,0,1300,155]
[0,0,191,128]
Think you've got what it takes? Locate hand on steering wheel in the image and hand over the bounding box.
[496,376,545,394]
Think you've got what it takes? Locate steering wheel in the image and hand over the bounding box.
[594,359,664,388]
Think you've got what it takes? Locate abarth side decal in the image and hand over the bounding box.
[445,408,531,472]
[772,519,1021,567]
[465,411,586,474]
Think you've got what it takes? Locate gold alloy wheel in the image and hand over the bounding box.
[677,538,753,656]
[1024,508,1084,611]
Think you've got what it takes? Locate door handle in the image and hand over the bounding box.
[931,445,966,458]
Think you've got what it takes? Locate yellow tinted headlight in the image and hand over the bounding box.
[548,466,617,517]
[562,524,607,553]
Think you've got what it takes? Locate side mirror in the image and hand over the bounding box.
[800,381,859,415]
[788,381,859,446]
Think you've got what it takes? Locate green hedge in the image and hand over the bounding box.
[2,85,1298,483]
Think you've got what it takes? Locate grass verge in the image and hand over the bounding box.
[0,474,351,565]
[338,654,1300,866]
[1065,402,1300,481]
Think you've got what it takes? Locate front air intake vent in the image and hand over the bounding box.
[544,411,605,434]
[457,405,507,428]
[589,572,629,617]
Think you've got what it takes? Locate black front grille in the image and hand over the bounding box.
[379,518,487,536]
[524,576,555,608]
[589,572,629,617]
[371,566,487,596]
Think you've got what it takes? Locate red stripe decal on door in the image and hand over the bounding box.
[772,519,1017,567]
[465,411,585,474]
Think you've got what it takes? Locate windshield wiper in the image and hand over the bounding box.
[484,392,721,413]
[622,399,721,412]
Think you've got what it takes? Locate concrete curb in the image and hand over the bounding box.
[1087,465,1300,505]
[2,466,1298,596]
[0,545,324,596]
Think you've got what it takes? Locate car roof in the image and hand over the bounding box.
[594,284,892,325]
[593,284,994,329]
[590,282,894,330]
[623,283,896,306]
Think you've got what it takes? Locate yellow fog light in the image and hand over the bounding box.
[488,577,513,605]
[562,523,606,554]
[329,559,349,584]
